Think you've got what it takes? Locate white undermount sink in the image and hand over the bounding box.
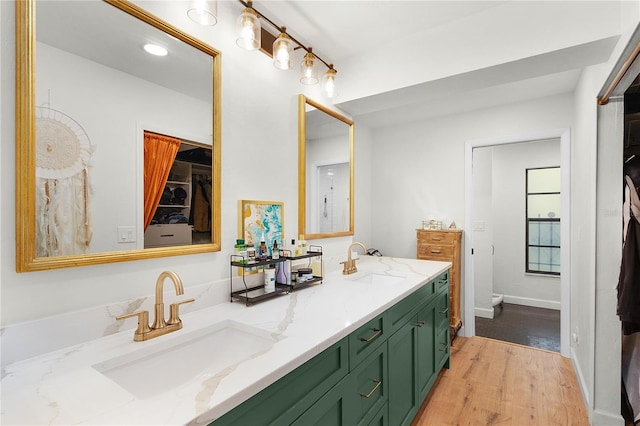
[93,320,279,399]
[350,271,408,285]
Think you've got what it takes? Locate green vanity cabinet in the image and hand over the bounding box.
[210,270,450,426]
[212,338,349,426]
[388,280,450,426]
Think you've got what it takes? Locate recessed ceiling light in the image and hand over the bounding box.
[143,44,168,57]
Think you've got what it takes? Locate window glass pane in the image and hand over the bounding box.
[550,222,561,246]
[528,222,540,245]
[528,194,561,219]
[528,167,560,193]
[550,247,561,266]
[528,246,539,270]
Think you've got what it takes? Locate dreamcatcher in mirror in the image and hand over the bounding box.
[35,107,93,257]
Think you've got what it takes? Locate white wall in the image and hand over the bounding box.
[369,93,574,260]
[0,0,354,325]
[306,134,350,234]
[37,42,211,253]
[491,139,561,308]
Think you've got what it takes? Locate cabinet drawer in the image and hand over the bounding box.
[416,231,458,245]
[213,338,348,426]
[436,271,449,293]
[350,313,387,368]
[435,290,449,331]
[387,280,435,334]
[435,328,450,369]
[144,224,192,247]
[351,344,388,426]
[417,244,454,260]
[368,402,388,426]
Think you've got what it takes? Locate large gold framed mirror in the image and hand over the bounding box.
[16,0,221,272]
[298,95,354,240]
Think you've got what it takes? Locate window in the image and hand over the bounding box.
[526,167,561,275]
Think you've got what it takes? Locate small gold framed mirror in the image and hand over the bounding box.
[298,94,354,240]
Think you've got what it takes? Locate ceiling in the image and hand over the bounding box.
[35,0,624,129]
[252,0,624,128]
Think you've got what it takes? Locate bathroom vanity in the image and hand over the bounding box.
[1,256,450,425]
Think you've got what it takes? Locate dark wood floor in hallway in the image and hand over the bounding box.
[412,337,589,426]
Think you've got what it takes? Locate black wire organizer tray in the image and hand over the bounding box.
[230,245,323,306]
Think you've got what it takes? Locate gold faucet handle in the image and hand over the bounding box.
[167,298,195,325]
[116,310,151,336]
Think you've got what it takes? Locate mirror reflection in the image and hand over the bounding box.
[298,95,354,239]
[16,0,221,271]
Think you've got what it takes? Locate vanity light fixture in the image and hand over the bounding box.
[143,43,168,56]
[300,48,318,85]
[235,0,338,98]
[187,0,217,26]
[236,0,261,50]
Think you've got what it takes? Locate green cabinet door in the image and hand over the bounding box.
[387,319,418,426]
[416,300,437,402]
[291,377,351,426]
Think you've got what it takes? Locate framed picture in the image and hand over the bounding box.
[239,200,284,250]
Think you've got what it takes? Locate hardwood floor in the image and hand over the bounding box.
[412,336,589,426]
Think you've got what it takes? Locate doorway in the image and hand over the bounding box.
[471,141,561,352]
[463,129,571,357]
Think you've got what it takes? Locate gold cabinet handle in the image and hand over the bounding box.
[440,307,449,314]
[431,237,443,241]
[359,379,382,398]
[415,320,425,327]
[360,328,382,343]
[431,249,442,254]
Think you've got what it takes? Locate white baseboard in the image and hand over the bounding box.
[570,346,590,412]
[592,409,624,425]
[503,295,560,310]
[475,307,494,319]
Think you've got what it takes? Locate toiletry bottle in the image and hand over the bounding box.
[264,266,276,292]
[291,238,299,257]
[258,240,268,260]
[298,235,307,255]
[272,240,280,259]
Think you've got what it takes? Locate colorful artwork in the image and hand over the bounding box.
[239,200,284,250]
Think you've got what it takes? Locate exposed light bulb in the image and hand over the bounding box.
[300,50,318,85]
[236,4,261,50]
[273,29,293,70]
[323,67,338,98]
[187,0,217,26]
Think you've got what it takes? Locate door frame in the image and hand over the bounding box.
[463,128,571,357]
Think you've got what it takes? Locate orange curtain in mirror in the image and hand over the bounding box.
[143,132,181,231]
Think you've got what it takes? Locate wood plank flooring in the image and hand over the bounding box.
[412,337,589,426]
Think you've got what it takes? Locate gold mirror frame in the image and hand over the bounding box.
[15,0,222,272]
[298,94,354,240]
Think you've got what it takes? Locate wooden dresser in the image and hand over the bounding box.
[416,228,463,338]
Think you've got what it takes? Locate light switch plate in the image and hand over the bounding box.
[118,226,136,243]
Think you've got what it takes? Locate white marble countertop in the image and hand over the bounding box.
[1,256,450,425]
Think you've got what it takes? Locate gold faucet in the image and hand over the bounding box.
[116,271,194,342]
[341,242,367,275]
